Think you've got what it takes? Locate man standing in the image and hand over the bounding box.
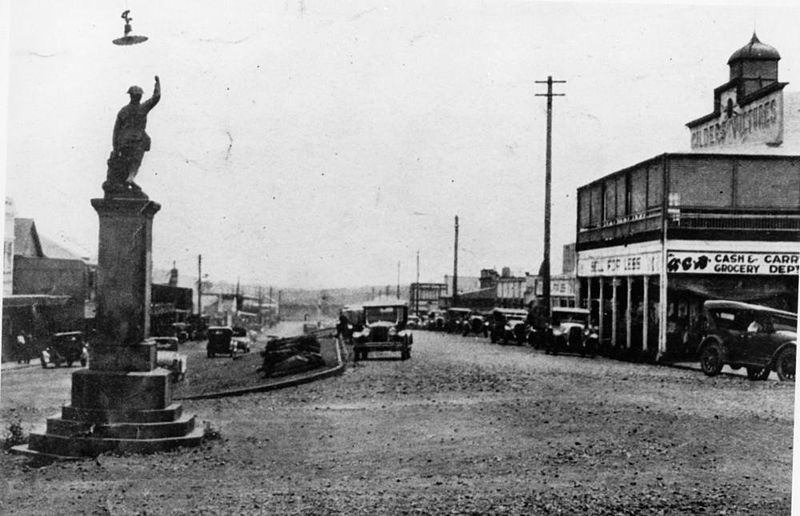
[105,76,160,194]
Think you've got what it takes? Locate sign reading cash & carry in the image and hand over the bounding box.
[667,251,799,275]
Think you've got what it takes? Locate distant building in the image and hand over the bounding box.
[2,209,96,361]
[409,282,447,314]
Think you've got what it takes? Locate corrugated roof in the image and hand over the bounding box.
[39,235,90,261]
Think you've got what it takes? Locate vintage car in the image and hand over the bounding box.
[147,336,187,381]
[352,300,413,361]
[171,322,190,343]
[426,311,445,331]
[544,307,598,357]
[231,326,252,353]
[444,307,472,333]
[41,331,88,368]
[206,326,236,358]
[698,300,796,381]
[340,305,366,335]
[489,308,529,345]
[462,312,489,337]
[406,315,422,329]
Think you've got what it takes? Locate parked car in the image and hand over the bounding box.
[462,312,489,337]
[490,308,529,345]
[231,326,252,353]
[445,307,472,333]
[341,305,365,333]
[206,326,235,358]
[352,300,413,361]
[407,315,422,329]
[147,336,187,381]
[545,307,598,357]
[698,300,796,381]
[41,331,88,368]
[171,322,190,343]
[426,311,445,331]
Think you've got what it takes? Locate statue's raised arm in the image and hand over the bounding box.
[142,76,161,112]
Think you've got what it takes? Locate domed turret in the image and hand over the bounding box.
[728,33,781,64]
[728,33,780,97]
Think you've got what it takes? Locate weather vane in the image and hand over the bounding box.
[113,10,148,46]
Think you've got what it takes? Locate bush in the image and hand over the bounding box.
[3,419,28,450]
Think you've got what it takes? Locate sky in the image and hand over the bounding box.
[3,0,800,290]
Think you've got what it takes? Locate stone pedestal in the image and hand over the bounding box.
[14,195,202,459]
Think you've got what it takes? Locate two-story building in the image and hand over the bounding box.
[575,34,800,361]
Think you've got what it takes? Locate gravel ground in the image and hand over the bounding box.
[0,330,794,515]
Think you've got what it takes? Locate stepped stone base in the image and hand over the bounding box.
[15,427,204,458]
[71,368,172,411]
[13,368,203,459]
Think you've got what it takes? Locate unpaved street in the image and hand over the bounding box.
[1,330,794,515]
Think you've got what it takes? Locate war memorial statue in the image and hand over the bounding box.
[104,75,160,198]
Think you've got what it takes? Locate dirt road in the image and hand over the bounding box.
[1,330,793,514]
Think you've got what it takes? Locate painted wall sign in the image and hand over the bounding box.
[577,251,661,277]
[667,251,799,275]
[533,279,576,297]
[689,89,783,149]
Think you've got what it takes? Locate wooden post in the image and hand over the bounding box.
[626,276,632,350]
[643,275,649,354]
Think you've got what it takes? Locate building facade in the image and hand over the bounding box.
[575,35,799,361]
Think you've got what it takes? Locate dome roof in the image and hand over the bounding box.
[728,33,780,64]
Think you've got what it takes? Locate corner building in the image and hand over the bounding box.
[575,34,799,361]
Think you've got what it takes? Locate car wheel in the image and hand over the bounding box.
[776,347,796,382]
[746,366,770,381]
[699,343,724,377]
[80,358,87,367]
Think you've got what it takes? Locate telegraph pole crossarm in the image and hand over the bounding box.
[534,76,566,323]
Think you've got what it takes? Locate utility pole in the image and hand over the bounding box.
[535,76,565,322]
[197,254,202,318]
[415,250,420,315]
[453,215,459,307]
[268,286,273,322]
[396,261,400,299]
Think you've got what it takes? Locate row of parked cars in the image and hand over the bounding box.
[421,300,797,381]
[420,306,599,357]
[37,324,257,383]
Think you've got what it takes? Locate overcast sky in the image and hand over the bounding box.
[3,1,800,289]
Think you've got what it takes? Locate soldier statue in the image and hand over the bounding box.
[104,76,160,197]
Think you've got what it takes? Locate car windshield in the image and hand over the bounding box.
[553,312,587,325]
[365,306,403,324]
[156,340,177,351]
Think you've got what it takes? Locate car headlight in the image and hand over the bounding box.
[389,327,397,336]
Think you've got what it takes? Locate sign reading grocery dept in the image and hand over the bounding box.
[667,251,799,275]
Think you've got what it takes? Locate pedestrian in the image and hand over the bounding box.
[16,333,27,364]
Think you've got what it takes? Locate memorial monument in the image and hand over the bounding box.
[15,77,203,458]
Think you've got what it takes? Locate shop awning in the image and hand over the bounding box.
[669,276,796,303]
[2,295,71,308]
